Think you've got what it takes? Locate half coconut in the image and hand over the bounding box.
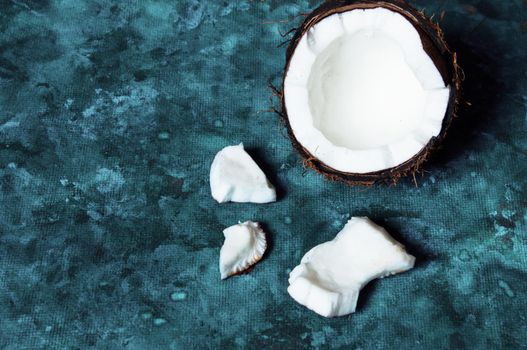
[281,0,461,184]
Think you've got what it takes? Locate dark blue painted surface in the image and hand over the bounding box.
[0,1,526,349]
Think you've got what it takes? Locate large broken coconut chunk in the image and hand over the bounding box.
[210,144,276,203]
[219,221,267,279]
[287,217,415,317]
[282,2,461,184]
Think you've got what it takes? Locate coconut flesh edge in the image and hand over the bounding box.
[284,8,451,174]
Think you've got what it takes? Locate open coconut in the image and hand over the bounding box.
[281,0,461,185]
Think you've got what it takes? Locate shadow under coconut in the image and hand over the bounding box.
[245,147,287,201]
[375,219,436,270]
[425,34,503,169]
[354,279,380,313]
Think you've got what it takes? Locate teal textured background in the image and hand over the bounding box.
[0,0,526,349]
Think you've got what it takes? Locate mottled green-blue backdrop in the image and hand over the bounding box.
[0,0,526,349]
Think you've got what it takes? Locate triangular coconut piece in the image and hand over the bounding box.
[288,217,415,317]
[219,221,267,279]
[210,144,276,204]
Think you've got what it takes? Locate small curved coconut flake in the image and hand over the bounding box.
[284,8,450,173]
[288,217,415,317]
[210,144,276,203]
[219,221,267,279]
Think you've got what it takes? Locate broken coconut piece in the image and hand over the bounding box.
[287,217,415,317]
[219,221,267,279]
[282,1,461,184]
[210,144,276,203]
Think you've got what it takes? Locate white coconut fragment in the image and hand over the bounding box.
[287,217,415,317]
[210,144,276,203]
[219,221,267,279]
[284,8,451,173]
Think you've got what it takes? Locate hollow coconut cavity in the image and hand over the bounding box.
[282,0,461,184]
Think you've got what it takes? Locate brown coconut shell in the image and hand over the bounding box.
[281,0,462,185]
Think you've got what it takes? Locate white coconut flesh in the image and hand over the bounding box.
[287,217,415,317]
[210,144,276,204]
[284,8,451,173]
[219,221,267,279]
